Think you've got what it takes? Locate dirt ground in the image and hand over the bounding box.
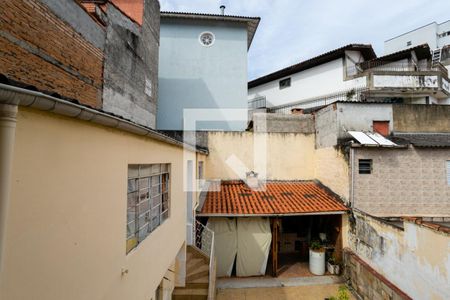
[216,283,355,300]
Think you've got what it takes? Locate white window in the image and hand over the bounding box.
[199,31,215,47]
[126,164,170,253]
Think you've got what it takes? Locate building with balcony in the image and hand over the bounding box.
[248,44,450,115]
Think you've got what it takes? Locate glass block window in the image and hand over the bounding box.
[126,164,170,254]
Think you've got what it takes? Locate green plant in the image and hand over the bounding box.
[310,240,323,251]
[327,285,350,300]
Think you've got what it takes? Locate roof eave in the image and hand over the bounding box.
[160,12,260,49]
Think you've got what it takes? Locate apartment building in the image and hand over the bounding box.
[384,20,450,54]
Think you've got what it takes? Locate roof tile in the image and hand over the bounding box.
[200,181,348,216]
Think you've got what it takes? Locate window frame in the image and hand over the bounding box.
[446,160,450,186]
[279,77,291,90]
[358,159,372,174]
[126,164,171,254]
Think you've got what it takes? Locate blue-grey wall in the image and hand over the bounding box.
[157,19,248,131]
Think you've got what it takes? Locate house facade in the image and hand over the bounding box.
[248,44,450,112]
[158,12,259,131]
[0,1,206,299]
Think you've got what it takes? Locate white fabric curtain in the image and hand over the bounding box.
[236,218,272,277]
[206,218,237,277]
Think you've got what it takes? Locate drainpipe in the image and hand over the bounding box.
[350,146,355,208]
[0,103,18,273]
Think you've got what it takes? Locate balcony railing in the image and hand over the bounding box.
[347,61,448,77]
[267,87,369,114]
[248,96,267,109]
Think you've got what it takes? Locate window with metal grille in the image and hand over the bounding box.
[359,159,372,174]
[126,164,170,253]
[447,160,450,185]
[279,78,291,89]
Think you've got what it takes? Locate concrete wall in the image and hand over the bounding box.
[347,212,450,300]
[0,107,197,300]
[315,103,393,148]
[205,132,316,180]
[158,19,248,131]
[353,147,450,216]
[248,58,367,108]
[393,104,450,132]
[252,113,315,133]
[204,131,350,203]
[102,0,160,128]
[314,147,350,201]
[0,0,104,108]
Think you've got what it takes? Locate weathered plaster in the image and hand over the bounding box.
[349,212,450,300]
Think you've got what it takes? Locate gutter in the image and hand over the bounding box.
[0,83,208,154]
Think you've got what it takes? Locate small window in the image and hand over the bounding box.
[359,159,372,174]
[127,164,170,254]
[447,161,450,185]
[279,78,291,89]
[406,41,412,46]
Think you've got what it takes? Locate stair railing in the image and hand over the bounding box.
[194,220,216,300]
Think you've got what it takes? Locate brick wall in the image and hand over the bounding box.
[0,0,104,108]
[353,147,450,216]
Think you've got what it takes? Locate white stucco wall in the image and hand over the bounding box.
[248,58,367,108]
[384,23,438,54]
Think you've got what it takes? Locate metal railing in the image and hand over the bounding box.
[248,96,267,109]
[194,220,215,300]
[347,61,448,76]
[267,87,369,114]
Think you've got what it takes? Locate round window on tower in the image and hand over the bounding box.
[199,32,215,47]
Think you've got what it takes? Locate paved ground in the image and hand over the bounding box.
[217,283,355,300]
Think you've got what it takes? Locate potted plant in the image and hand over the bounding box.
[327,255,340,275]
[309,240,325,275]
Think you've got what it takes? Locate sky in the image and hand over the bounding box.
[160,0,450,80]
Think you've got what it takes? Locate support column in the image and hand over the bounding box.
[0,104,18,273]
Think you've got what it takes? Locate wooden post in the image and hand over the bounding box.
[271,218,280,277]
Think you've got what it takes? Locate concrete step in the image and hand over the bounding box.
[186,269,209,283]
[173,283,209,300]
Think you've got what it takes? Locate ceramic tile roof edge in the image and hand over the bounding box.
[198,179,349,216]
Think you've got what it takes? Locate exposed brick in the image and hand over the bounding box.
[0,0,103,107]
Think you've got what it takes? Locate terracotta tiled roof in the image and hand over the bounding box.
[199,181,348,216]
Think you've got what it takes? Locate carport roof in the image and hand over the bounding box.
[198,180,348,217]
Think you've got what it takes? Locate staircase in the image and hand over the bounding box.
[432,48,442,65]
[173,221,216,300]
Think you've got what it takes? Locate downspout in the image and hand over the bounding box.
[0,104,18,273]
[350,145,355,209]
